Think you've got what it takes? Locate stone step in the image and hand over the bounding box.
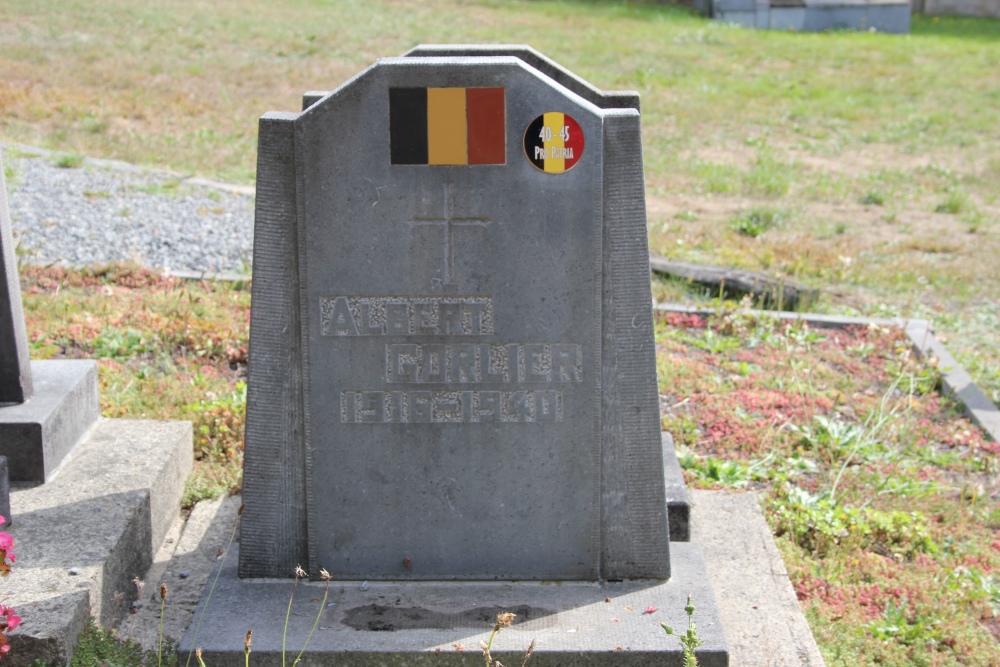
[5,419,193,666]
[0,359,100,482]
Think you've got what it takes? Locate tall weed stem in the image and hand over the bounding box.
[185,501,244,667]
[292,569,332,666]
[283,566,306,667]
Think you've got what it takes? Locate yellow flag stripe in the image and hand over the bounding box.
[428,88,467,165]
[542,111,565,174]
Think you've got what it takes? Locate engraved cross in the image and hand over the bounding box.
[408,182,490,287]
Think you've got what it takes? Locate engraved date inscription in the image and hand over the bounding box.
[341,390,562,423]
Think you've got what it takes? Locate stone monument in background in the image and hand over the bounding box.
[187,46,728,665]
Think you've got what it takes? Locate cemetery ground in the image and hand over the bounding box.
[2,0,999,665]
[13,263,1000,666]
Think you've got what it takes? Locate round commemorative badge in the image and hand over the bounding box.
[523,112,584,173]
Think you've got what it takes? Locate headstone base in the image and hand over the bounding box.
[183,542,727,667]
[0,359,99,482]
[6,419,193,667]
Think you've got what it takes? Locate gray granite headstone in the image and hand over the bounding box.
[0,153,33,406]
[241,54,669,581]
[0,153,100,482]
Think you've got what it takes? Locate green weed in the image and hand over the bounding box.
[54,153,85,169]
[91,327,152,360]
[129,180,184,196]
[866,599,939,646]
[678,449,763,488]
[859,190,885,206]
[771,486,937,560]
[70,617,172,667]
[729,208,787,238]
[661,594,703,667]
[935,190,970,215]
[745,148,794,198]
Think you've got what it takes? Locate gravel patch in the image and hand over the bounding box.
[2,145,255,275]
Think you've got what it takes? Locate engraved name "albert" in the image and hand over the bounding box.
[386,343,583,384]
[321,296,493,336]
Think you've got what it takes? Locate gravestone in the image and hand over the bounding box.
[0,153,100,482]
[190,48,727,665]
[692,0,911,32]
[1,153,194,664]
[241,53,669,582]
[0,155,33,406]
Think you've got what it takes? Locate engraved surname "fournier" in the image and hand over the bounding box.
[386,343,582,384]
[321,296,493,336]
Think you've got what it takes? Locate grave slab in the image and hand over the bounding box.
[184,541,727,667]
[6,419,193,667]
[119,484,838,666]
[0,360,100,482]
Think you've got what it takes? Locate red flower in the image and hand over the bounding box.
[0,606,21,632]
[0,522,13,579]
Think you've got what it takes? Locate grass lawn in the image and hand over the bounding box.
[3,0,998,402]
[657,308,1000,665]
[3,1,1000,664]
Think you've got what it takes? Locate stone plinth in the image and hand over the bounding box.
[184,542,727,667]
[0,360,100,482]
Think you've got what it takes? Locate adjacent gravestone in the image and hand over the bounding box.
[0,153,99,482]
[190,48,727,666]
[0,155,32,406]
[693,0,911,32]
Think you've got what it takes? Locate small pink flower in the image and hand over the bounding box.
[0,604,21,632]
[0,530,15,565]
[643,606,658,615]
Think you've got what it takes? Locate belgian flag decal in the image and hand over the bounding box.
[524,112,584,174]
[389,87,506,166]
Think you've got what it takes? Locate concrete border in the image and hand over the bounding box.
[113,486,829,667]
[6,419,193,666]
[655,303,1000,444]
[182,543,729,667]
